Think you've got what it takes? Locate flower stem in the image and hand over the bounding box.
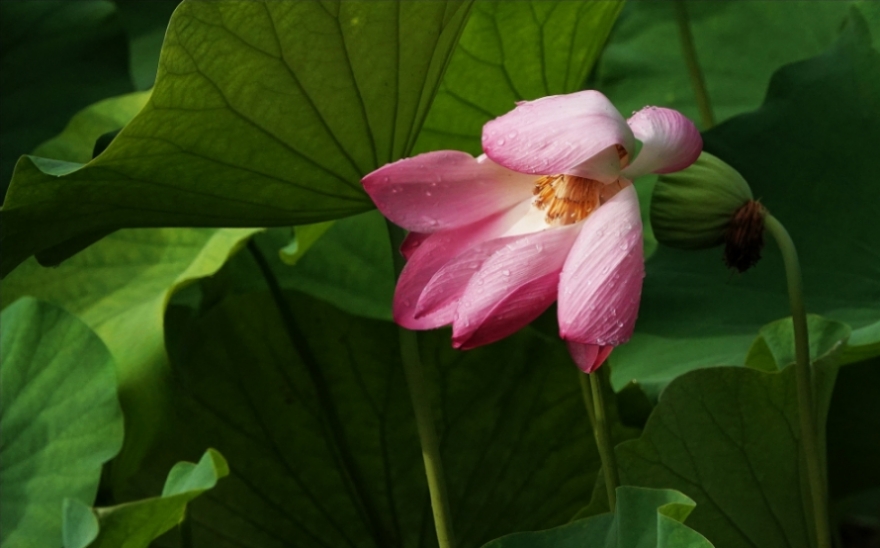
[588,369,619,510]
[763,214,830,548]
[386,222,457,548]
[673,0,715,129]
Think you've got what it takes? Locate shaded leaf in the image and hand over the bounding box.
[131,289,605,547]
[745,315,851,373]
[0,0,133,194]
[0,298,123,548]
[114,0,181,90]
[595,0,857,128]
[1,0,474,275]
[62,449,228,548]
[482,487,712,548]
[211,211,395,321]
[614,8,880,396]
[826,358,880,501]
[616,363,843,548]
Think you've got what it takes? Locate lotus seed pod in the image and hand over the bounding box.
[650,152,754,249]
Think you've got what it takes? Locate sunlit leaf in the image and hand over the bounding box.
[1,228,258,483]
[62,449,228,548]
[414,0,623,154]
[0,298,123,548]
[230,0,623,321]
[0,0,474,275]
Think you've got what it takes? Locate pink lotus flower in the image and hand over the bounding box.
[363,91,701,373]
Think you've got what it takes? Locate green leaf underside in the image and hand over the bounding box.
[482,486,712,548]
[0,0,133,194]
[616,363,843,548]
[1,0,474,276]
[128,290,604,548]
[0,298,123,548]
[1,227,259,483]
[213,212,395,321]
[413,0,623,155]
[235,0,622,322]
[62,449,228,548]
[613,8,880,396]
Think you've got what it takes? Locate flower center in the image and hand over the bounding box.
[533,174,603,226]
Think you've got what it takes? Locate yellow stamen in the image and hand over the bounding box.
[533,174,603,225]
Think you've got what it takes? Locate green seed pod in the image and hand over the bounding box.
[651,152,754,249]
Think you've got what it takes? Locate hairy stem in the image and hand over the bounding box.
[386,222,457,548]
[589,369,619,510]
[764,214,830,548]
[674,0,715,129]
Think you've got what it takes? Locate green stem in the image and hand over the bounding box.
[386,222,457,548]
[763,214,830,548]
[673,0,715,129]
[589,369,619,510]
[578,372,597,431]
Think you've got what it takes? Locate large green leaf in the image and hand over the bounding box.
[1,228,258,483]
[413,0,622,155]
[215,0,623,321]
[130,289,607,547]
[612,8,880,395]
[0,298,124,548]
[482,487,712,548]
[0,0,474,276]
[595,1,856,128]
[62,449,228,548]
[616,361,848,548]
[0,0,133,194]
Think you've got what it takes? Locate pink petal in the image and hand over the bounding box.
[482,90,635,183]
[621,107,702,178]
[393,203,529,330]
[567,342,614,374]
[558,185,644,346]
[451,225,581,349]
[362,151,534,233]
[400,232,429,260]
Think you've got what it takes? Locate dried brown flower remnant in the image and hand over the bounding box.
[724,199,766,273]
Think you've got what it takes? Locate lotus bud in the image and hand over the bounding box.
[651,152,766,272]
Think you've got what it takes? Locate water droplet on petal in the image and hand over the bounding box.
[502,269,511,276]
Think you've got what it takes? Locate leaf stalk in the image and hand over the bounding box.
[763,214,831,548]
[386,222,457,548]
[674,0,715,129]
